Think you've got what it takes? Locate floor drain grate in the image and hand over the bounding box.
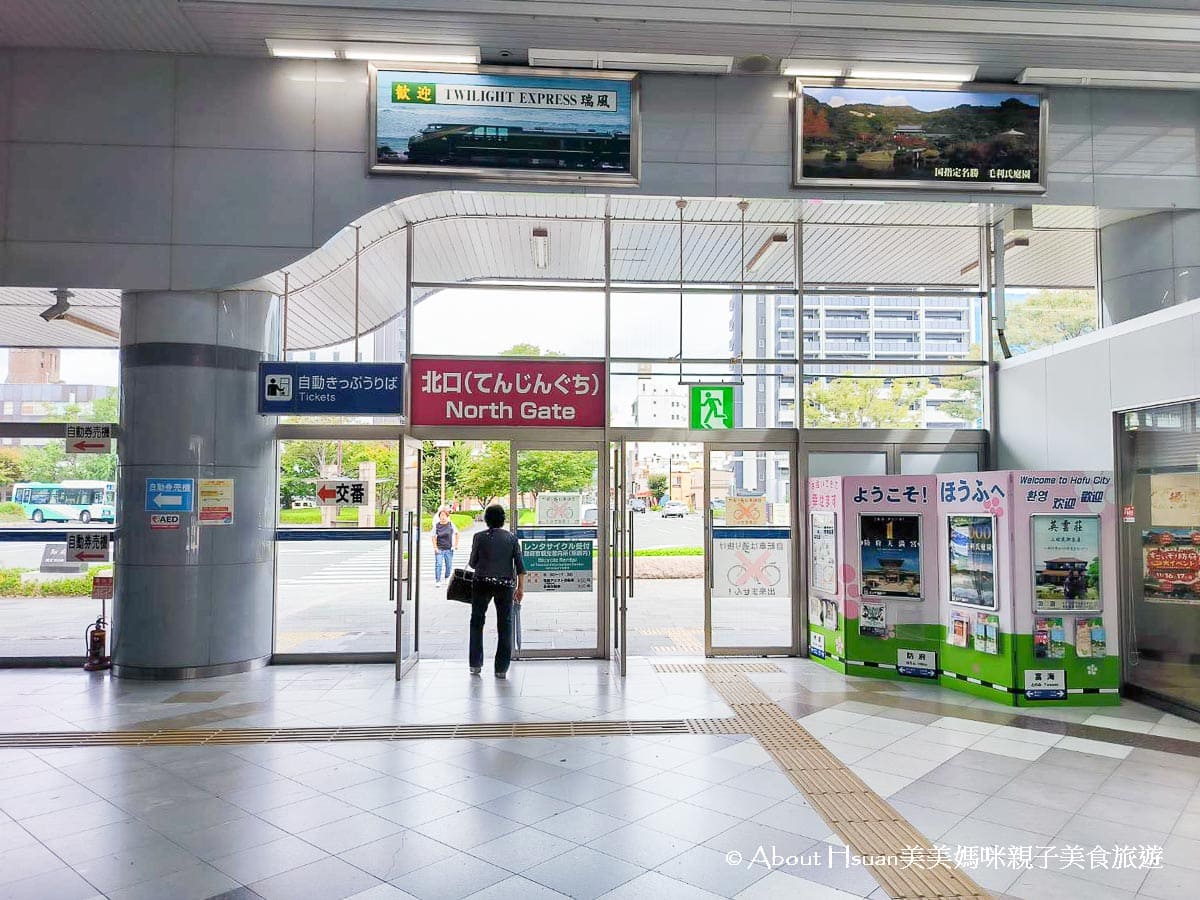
[653,662,782,674]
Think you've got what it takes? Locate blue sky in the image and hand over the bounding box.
[805,87,1039,113]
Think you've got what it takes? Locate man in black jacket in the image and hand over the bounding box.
[467,505,525,678]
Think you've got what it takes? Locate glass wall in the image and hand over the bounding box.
[709,447,794,650]
[275,439,398,654]
[1119,401,1200,713]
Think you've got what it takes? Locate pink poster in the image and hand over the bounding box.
[411,357,606,427]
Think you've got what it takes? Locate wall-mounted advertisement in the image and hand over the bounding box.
[810,511,839,595]
[1142,527,1200,605]
[794,83,1045,192]
[370,66,638,183]
[948,515,996,609]
[1150,473,1200,526]
[859,514,922,600]
[1031,515,1101,613]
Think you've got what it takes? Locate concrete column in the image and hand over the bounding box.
[114,290,280,678]
[1099,210,1200,325]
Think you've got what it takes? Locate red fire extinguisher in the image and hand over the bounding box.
[84,616,111,671]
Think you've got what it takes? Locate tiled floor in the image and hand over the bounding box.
[0,658,1196,899]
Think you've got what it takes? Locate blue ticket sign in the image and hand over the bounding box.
[145,478,195,513]
[258,363,405,416]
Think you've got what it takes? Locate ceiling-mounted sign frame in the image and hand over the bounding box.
[368,63,640,185]
[792,80,1047,193]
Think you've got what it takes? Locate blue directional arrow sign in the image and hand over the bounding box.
[145,478,195,513]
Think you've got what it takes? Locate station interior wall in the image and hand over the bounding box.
[1,48,1199,293]
[996,295,1200,471]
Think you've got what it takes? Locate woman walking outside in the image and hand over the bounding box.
[431,507,459,588]
[467,504,525,678]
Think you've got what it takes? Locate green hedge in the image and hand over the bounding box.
[0,502,26,523]
[0,566,109,597]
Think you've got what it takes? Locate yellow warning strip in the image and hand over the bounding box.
[700,669,988,900]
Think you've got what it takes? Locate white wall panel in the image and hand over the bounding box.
[7,143,173,244]
[1109,319,1198,411]
[172,148,314,248]
[314,60,368,153]
[640,75,716,165]
[4,241,170,290]
[9,50,173,146]
[169,245,302,292]
[715,77,790,167]
[998,300,1200,470]
[996,357,1048,470]
[1044,340,1114,469]
[175,57,317,152]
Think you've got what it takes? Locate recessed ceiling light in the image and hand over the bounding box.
[266,39,336,59]
[529,48,732,74]
[341,43,480,64]
[266,38,480,64]
[780,59,846,78]
[848,62,977,83]
[1019,66,1200,89]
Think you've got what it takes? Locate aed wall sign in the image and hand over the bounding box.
[410,358,605,427]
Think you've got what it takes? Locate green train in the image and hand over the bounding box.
[385,123,630,171]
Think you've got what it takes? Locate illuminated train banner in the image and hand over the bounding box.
[369,66,639,184]
[793,82,1046,192]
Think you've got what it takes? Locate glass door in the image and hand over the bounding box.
[704,442,799,655]
[510,441,605,658]
[609,441,629,675]
[394,436,421,678]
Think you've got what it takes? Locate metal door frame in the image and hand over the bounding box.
[609,440,630,675]
[510,437,608,659]
[703,438,802,657]
[394,435,422,679]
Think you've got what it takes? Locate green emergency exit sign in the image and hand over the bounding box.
[690,385,734,430]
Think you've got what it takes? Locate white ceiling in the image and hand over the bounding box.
[0,193,1120,350]
[2,1,1200,79]
[0,288,121,348]
[262,192,1103,350]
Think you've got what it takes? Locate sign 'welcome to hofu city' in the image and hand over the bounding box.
[410,358,605,427]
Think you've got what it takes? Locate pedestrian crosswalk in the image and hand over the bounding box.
[278,545,461,586]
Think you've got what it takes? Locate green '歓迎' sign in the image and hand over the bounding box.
[690,385,734,430]
[392,82,437,104]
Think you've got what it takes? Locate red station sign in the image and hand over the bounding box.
[410,358,606,428]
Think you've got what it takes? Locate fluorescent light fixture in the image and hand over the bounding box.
[266,38,479,63]
[848,62,977,82]
[1019,66,1200,89]
[266,39,336,59]
[746,233,789,272]
[341,42,480,64]
[531,227,550,270]
[529,48,732,74]
[781,59,847,78]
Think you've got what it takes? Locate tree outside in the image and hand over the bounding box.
[459,441,510,509]
[517,450,595,504]
[1002,289,1096,355]
[499,343,565,357]
[804,374,929,428]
